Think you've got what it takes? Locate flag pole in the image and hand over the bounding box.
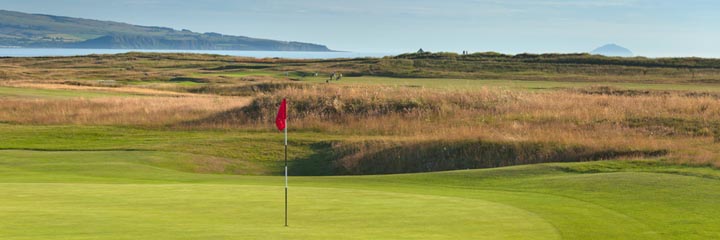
[276,98,288,227]
[284,108,288,227]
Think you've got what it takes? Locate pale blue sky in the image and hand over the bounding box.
[2,0,718,57]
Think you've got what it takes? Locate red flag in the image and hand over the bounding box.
[275,98,287,131]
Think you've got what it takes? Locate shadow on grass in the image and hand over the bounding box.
[288,141,335,176]
[330,140,668,175]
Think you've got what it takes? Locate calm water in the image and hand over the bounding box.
[0,48,397,59]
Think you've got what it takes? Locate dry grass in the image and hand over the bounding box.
[0,81,198,97]
[4,81,717,166]
[6,53,720,173]
[212,84,719,134]
[2,77,719,169]
[186,84,719,169]
[0,95,251,126]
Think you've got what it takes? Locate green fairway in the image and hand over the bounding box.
[0,124,344,175]
[1,150,719,239]
[196,70,278,78]
[126,80,206,86]
[303,76,720,92]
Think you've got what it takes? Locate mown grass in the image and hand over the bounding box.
[1,150,719,239]
[195,70,278,77]
[0,124,340,175]
[125,80,206,87]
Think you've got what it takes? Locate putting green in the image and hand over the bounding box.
[1,150,719,239]
[0,184,558,240]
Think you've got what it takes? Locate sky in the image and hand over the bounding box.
[2,0,719,57]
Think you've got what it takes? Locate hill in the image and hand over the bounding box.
[0,9,332,51]
[591,43,634,57]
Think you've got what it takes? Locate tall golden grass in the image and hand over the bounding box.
[219,84,719,134]
[1,81,198,97]
[5,52,720,173]
[203,84,720,169]
[0,96,250,126]
[2,82,719,169]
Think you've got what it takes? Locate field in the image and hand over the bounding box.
[1,52,720,239]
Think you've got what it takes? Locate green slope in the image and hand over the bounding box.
[1,150,718,239]
[0,9,331,51]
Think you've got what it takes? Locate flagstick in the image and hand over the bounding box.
[284,118,288,227]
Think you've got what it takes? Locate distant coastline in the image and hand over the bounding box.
[0,9,333,52]
[0,48,396,59]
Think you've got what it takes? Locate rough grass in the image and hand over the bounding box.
[4,80,720,172]
[0,86,131,98]
[185,84,720,170]
[331,139,666,175]
[5,52,720,85]
[1,81,202,96]
[221,84,720,132]
[304,76,720,92]
[376,52,720,83]
[0,96,250,125]
[187,82,304,96]
[3,53,720,171]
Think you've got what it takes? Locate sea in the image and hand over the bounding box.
[0,48,397,59]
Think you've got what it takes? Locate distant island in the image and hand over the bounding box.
[0,9,332,51]
[591,44,633,57]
